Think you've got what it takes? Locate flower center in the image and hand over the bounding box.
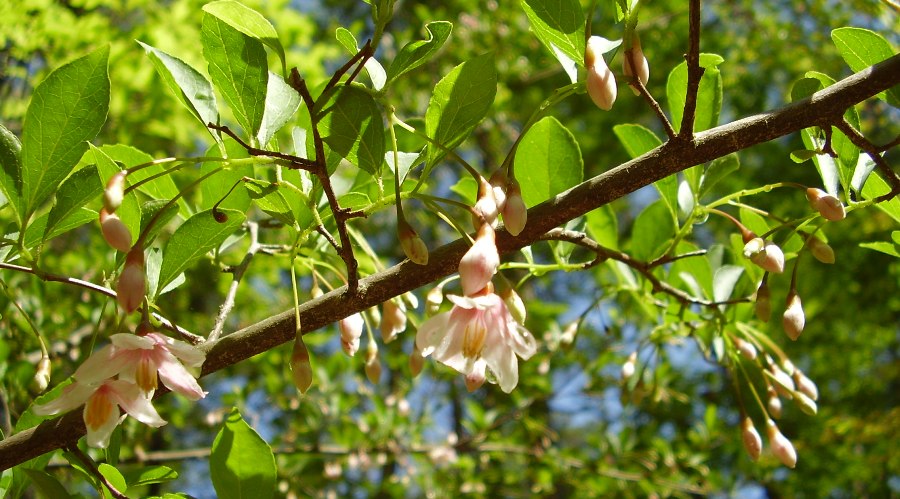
[135,356,158,393]
[462,320,487,359]
[85,389,115,431]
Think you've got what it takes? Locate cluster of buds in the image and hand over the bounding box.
[806,188,846,221]
[488,170,527,236]
[742,232,785,274]
[740,417,796,467]
[339,313,364,357]
[99,170,148,314]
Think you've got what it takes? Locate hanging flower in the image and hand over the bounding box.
[117,247,146,313]
[501,179,527,236]
[416,292,537,393]
[75,332,206,400]
[458,223,500,296]
[339,313,364,356]
[32,379,166,448]
[742,236,785,274]
[380,298,407,343]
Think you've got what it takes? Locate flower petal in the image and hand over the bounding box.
[73,344,135,384]
[159,336,206,367]
[32,382,97,416]
[482,339,519,393]
[83,401,123,449]
[110,333,156,350]
[106,379,166,427]
[508,324,538,360]
[157,350,207,400]
[415,311,453,357]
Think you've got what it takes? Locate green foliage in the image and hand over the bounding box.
[514,116,583,206]
[210,408,277,499]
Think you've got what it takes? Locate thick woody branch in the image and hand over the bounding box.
[1,54,898,471]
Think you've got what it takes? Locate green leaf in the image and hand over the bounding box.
[157,208,245,294]
[124,465,178,487]
[831,27,899,106]
[670,241,713,299]
[630,200,675,261]
[140,199,180,248]
[801,128,840,196]
[514,117,583,207]
[99,144,182,205]
[387,21,453,83]
[44,166,102,241]
[586,204,618,250]
[790,149,818,163]
[243,178,296,225]
[257,72,301,146]
[0,123,23,223]
[334,28,386,91]
[137,41,219,136]
[667,53,724,133]
[851,154,876,194]
[862,173,900,223]
[712,265,744,304]
[700,153,739,197]
[386,150,421,185]
[22,469,69,499]
[318,85,385,175]
[21,46,110,215]
[859,241,900,258]
[520,0,585,81]
[424,53,497,173]
[612,124,676,220]
[202,14,268,139]
[210,407,276,499]
[198,139,252,213]
[98,464,127,496]
[24,208,97,249]
[202,0,286,75]
[739,207,769,238]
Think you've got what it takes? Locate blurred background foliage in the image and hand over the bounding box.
[1,0,898,497]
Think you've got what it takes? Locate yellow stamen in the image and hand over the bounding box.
[135,357,158,393]
[85,390,114,431]
[463,322,487,358]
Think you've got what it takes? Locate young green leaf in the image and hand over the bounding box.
[613,124,677,222]
[243,178,297,225]
[831,27,899,106]
[157,208,245,295]
[43,166,102,241]
[318,86,385,175]
[98,464,127,496]
[137,41,219,136]
[20,46,110,216]
[0,123,24,223]
[387,21,452,83]
[139,199,180,248]
[202,14,268,140]
[124,465,178,487]
[210,408,277,499]
[712,265,744,306]
[334,28,386,91]
[424,53,497,174]
[586,204,618,250]
[258,72,301,146]
[514,116,583,207]
[630,200,675,261]
[22,469,70,499]
[202,0,286,75]
[667,53,724,133]
[24,208,97,250]
[520,0,585,82]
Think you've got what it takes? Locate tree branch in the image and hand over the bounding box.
[1,54,898,472]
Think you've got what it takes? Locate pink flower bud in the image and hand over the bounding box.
[99,208,133,252]
[32,356,51,393]
[339,313,363,356]
[380,299,407,343]
[472,176,499,227]
[501,180,527,236]
[794,370,819,401]
[426,286,444,316]
[458,223,499,296]
[409,346,425,377]
[489,169,508,211]
[398,222,429,265]
[734,337,757,360]
[290,335,313,394]
[741,417,762,461]
[807,235,835,264]
[755,281,772,322]
[465,370,485,392]
[806,187,846,221]
[342,336,360,357]
[766,420,797,468]
[622,35,649,96]
[103,171,127,213]
[116,248,145,313]
[782,292,805,341]
[743,237,784,274]
[586,36,617,110]
[365,344,381,384]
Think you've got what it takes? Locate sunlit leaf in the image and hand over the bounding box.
[210,408,276,499]
[667,53,724,133]
[203,0,286,74]
[388,22,453,83]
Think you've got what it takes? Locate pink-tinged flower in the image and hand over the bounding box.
[766,419,798,468]
[501,180,527,236]
[585,36,617,111]
[416,292,537,393]
[742,237,784,274]
[734,337,757,360]
[380,298,407,343]
[767,387,783,419]
[458,224,500,296]
[104,171,127,213]
[782,292,805,341]
[100,208,132,252]
[472,176,499,227]
[806,187,846,221]
[622,35,650,95]
[75,332,206,400]
[117,248,145,313]
[339,313,364,357]
[32,379,166,448]
[741,416,763,461]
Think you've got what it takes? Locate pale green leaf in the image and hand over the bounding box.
[0,123,23,223]
[257,72,301,146]
[210,407,276,499]
[387,21,453,83]
[700,153,739,197]
[630,200,675,261]
[667,53,724,133]
[586,204,618,250]
[44,166,101,241]
[832,27,899,106]
[318,86,385,175]
[514,116,583,207]
[520,0,585,75]
[203,0,286,74]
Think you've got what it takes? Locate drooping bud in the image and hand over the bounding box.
[103,171,127,214]
[734,337,757,360]
[426,286,444,316]
[380,299,407,343]
[290,334,313,394]
[767,387,783,419]
[31,356,51,393]
[794,370,819,401]
[323,461,342,480]
[501,179,527,236]
[622,35,649,96]
[472,176,499,227]
[117,248,146,313]
[770,363,796,399]
[500,288,527,324]
[755,281,772,322]
[488,169,508,211]
[621,351,637,381]
[310,284,324,299]
[585,36,617,110]
[794,391,817,416]
[741,417,763,461]
[743,237,785,274]
[806,187,846,221]
[398,221,429,265]
[766,420,798,468]
[339,313,364,357]
[807,235,835,264]
[99,208,133,252]
[465,370,485,392]
[782,292,805,341]
[458,223,500,296]
[365,343,381,384]
[409,346,425,377]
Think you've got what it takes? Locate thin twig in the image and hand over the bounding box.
[206,123,316,171]
[625,48,676,140]
[833,117,900,201]
[876,133,900,153]
[679,0,704,139]
[210,222,260,342]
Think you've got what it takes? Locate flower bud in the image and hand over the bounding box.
[585,36,617,110]
[380,299,407,343]
[500,288,526,324]
[768,390,783,419]
[426,286,444,316]
[743,237,784,274]
[99,208,133,252]
[323,461,342,480]
[766,420,797,468]
[339,313,364,356]
[117,248,145,313]
[342,336,360,357]
[734,337,757,360]
[458,223,499,296]
[409,346,425,377]
[290,335,313,394]
[782,292,805,341]
[741,417,762,461]
[472,176,499,227]
[465,371,485,392]
[794,391,817,416]
[755,282,772,322]
[489,169,508,211]
[311,284,324,299]
[103,171,126,213]
[770,364,796,399]
[365,344,381,384]
[398,221,429,265]
[622,35,649,96]
[807,235,835,264]
[501,180,527,236]
[806,187,846,221]
[32,356,51,393]
[621,351,637,381]
[794,370,818,401]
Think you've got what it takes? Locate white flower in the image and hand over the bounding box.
[416,292,537,393]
